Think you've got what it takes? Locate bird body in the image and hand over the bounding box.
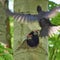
[11,5,60,51]
[5,6,60,35]
[27,31,39,47]
[5,5,60,37]
[5,6,60,36]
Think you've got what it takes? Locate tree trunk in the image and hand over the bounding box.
[0,1,11,48]
[14,0,48,60]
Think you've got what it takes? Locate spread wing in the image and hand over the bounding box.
[6,9,38,22]
[40,26,60,37]
[48,26,60,37]
[6,6,60,22]
[44,6,60,18]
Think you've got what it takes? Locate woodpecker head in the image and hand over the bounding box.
[37,5,42,13]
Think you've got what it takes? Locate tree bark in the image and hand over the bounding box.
[0,1,11,48]
[14,0,48,60]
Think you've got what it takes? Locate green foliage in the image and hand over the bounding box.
[51,13,60,25]
[0,44,13,60]
[0,44,5,53]
[0,56,4,60]
[9,17,14,48]
[49,1,60,60]
[49,1,60,25]
[2,53,13,60]
[49,34,60,60]
[48,1,58,10]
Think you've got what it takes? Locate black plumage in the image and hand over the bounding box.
[26,31,39,47]
[12,5,60,51]
[37,6,60,37]
[5,5,60,22]
[5,5,60,37]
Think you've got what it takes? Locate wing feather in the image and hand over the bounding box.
[40,26,60,37]
[44,6,60,18]
[6,9,38,22]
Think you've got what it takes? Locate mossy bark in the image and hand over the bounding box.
[0,2,11,47]
[14,0,48,60]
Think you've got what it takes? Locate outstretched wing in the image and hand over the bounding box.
[6,6,60,22]
[40,26,60,37]
[6,9,38,22]
[48,26,60,37]
[44,6,60,18]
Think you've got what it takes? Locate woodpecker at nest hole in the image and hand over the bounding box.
[26,30,39,47]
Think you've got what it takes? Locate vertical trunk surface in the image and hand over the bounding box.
[14,0,48,60]
[0,1,10,47]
